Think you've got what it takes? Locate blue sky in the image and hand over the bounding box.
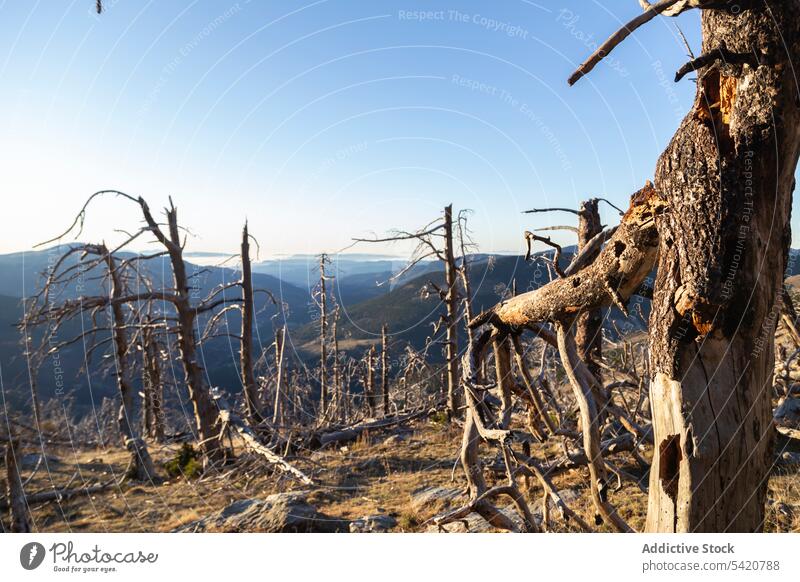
[1,1,793,258]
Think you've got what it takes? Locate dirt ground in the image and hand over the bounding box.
[8,418,799,533]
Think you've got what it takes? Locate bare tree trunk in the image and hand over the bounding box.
[457,213,475,346]
[365,346,376,416]
[492,337,514,429]
[318,254,329,416]
[102,249,155,481]
[156,202,224,466]
[332,309,342,420]
[240,222,263,425]
[143,323,164,443]
[575,198,603,377]
[443,204,460,416]
[4,437,31,532]
[272,326,286,426]
[647,3,800,532]
[381,323,389,416]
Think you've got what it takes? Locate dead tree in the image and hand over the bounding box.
[524,198,619,379]
[141,319,165,442]
[457,210,477,346]
[239,222,263,425]
[39,192,238,467]
[332,307,343,420]
[364,346,377,416]
[442,205,460,416]
[21,243,156,480]
[100,245,156,481]
[352,204,463,416]
[452,183,663,532]
[459,0,800,532]
[317,254,331,416]
[570,0,800,532]
[272,326,286,426]
[3,434,31,532]
[575,200,604,377]
[381,323,390,416]
[653,2,796,532]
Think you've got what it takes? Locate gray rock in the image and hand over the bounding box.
[21,453,61,467]
[410,486,462,511]
[774,397,800,428]
[349,514,397,533]
[383,434,407,445]
[173,491,347,533]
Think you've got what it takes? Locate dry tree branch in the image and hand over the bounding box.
[567,0,687,86]
[474,183,663,330]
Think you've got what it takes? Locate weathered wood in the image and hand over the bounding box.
[443,204,460,417]
[102,247,156,482]
[272,326,286,426]
[0,480,116,512]
[365,346,377,415]
[4,438,31,532]
[472,183,663,331]
[647,3,800,532]
[556,323,633,532]
[240,222,263,425]
[215,393,313,485]
[142,321,165,442]
[574,198,604,380]
[315,409,427,447]
[139,198,225,466]
[381,323,390,416]
[318,254,329,416]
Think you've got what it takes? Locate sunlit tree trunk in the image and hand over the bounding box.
[647,2,800,532]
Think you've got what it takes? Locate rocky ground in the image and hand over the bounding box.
[7,416,800,533]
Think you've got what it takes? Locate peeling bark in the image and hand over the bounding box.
[647,2,800,532]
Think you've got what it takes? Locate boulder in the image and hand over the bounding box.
[775,396,800,428]
[409,486,462,511]
[349,514,397,533]
[173,491,347,533]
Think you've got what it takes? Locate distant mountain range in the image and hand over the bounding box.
[2,246,799,415]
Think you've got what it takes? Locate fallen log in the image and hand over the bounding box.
[0,480,116,512]
[313,409,429,448]
[214,391,314,485]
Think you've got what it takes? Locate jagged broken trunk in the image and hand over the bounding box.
[647,3,800,532]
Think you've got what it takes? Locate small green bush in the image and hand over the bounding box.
[164,443,202,479]
[429,410,449,425]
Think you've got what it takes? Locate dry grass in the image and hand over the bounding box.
[5,419,798,533]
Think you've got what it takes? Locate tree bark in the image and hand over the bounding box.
[4,438,31,532]
[240,222,263,425]
[272,326,286,426]
[381,323,389,416]
[102,248,155,481]
[443,204,460,416]
[365,346,377,416]
[647,2,800,532]
[142,322,165,442]
[318,255,329,416]
[156,202,224,466]
[332,308,342,418]
[575,199,604,377]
